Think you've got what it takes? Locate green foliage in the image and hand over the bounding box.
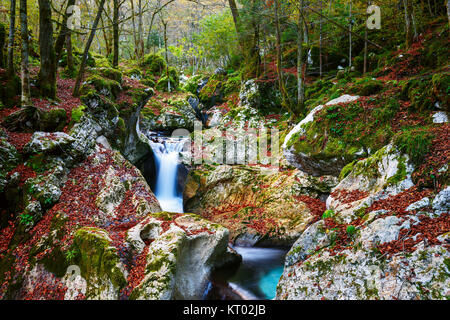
[20,213,34,226]
[142,54,166,76]
[71,105,86,124]
[322,209,334,219]
[346,225,357,236]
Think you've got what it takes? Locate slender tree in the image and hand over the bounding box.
[20,0,31,106]
[274,0,292,113]
[113,0,120,67]
[38,0,57,99]
[297,0,305,114]
[403,0,415,48]
[54,0,76,65]
[7,0,16,77]
[73,0,107,96]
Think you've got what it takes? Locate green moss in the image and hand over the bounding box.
[182,74,203,94]
[385,156,407,186]
[83,75,122,98]
[40,108,67,132]
[348,78,384,96]
[339,161,356,180]
[98,67,123,83]
[393,127,434,166]
[73,227,126,294]
[141,54,166,76]
[155,75,179,92]
[70,105,86,124]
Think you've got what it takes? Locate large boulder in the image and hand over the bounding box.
[128,213,232,300]
[184,164,337,246]
[283,95,361,176]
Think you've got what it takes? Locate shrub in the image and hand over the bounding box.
[322,209,334,219]
[142,53,166,76]
[346,225,357,236]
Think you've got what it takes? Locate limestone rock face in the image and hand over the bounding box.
[277,237,449,300]
[276,144,449,300]
[184,164,337,245]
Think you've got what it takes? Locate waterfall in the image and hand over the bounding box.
[149,137,186,213]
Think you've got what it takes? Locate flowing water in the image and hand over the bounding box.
[147,134,287,300]
[149,136,186,213]
[226,246,288,300]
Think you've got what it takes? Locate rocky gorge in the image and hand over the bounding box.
[0,18,449,300]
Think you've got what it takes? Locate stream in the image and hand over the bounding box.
[147,133,287,300]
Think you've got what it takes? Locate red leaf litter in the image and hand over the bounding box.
[7,164,36,187]
[330,189,369,205]
[294,195,326,221]
[32,76,82,127]
[377,213,450,256]
[0,146,219,299]
[366,186,432,216]
[6,132,33,153]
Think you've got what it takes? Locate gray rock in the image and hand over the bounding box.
[432,186,450,214]
[23,132,75,154]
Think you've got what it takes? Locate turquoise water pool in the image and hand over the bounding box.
[228,247,288,300]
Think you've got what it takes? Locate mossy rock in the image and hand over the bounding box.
[181,74,204,95]
[73,227,127,296]
[80,90,119,120]
[40,108,67,132]
[141,54,166,76]
[348,78,383,96]
[155,75,179,92]
[82,75,122,98]
[111,117,126,150]
[431,72,450,111]
[92,52,112,68]
[97,67,123,83]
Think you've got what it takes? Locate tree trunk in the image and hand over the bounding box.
[403,0,414,48]
[349,0,352,68]
[297,1,305,113]
[274,0,291,113]
[20,0,31,106]
[447,0,450,28]
[162,19,171,92]
[113,0,119,68]
[66,34,74,72]
[38,0,57,99]
[130,0,138,60]
[228,0,245,53]
[7,0,16,77]
[73,0,107,97]
[319,0,322,77]
[54,0,75,66]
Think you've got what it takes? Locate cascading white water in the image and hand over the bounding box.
[149,138,186,213]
